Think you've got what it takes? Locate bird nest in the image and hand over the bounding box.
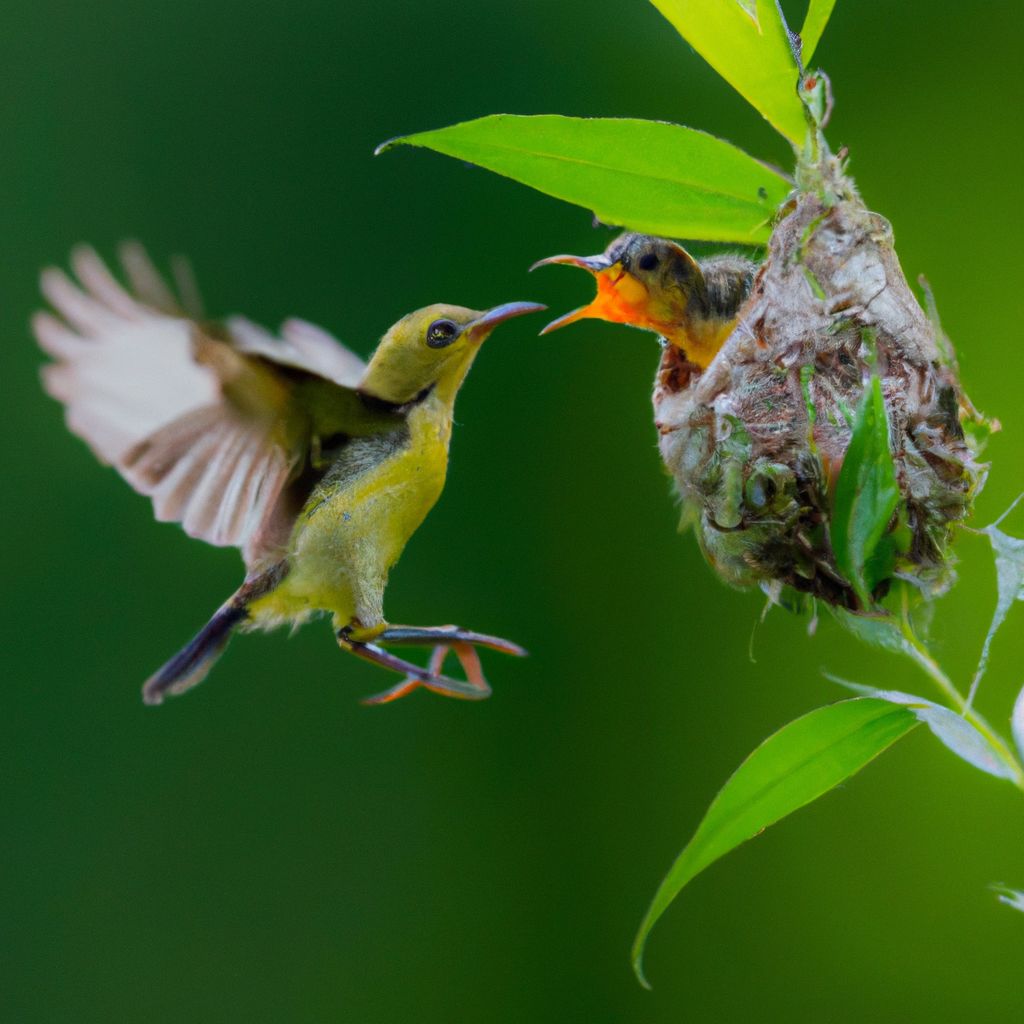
[654,158,991,612]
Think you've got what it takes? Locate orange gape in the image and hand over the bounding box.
[543,263,731,369]
[541,264,670,335]
[589,266,662,328]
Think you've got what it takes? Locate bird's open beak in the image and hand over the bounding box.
[467,301,547,342]
[529,253,651,335]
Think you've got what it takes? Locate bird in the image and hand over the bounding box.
[33,243,544,706]
[531,232,756,370]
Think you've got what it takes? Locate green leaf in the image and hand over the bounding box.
[992,885,1024,914]
[830,376,901,606]
[377,115,790,244]
[828,679,1020,782]
[800,0,837,64]
[632,698,917,986]
[1012,682,1024,763]
[649,0,807,145]
[971,522,1024,701]
[829,606,912,656]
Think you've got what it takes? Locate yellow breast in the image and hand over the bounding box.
[249,397,453,624]
[664,316,738,369]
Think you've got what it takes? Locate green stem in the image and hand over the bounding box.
[898,617,1024,791]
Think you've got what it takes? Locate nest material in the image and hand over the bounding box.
[654,165,988,610]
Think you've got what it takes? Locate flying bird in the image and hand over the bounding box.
[34,244,543,705]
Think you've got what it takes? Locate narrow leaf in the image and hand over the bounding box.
[1012,683,1024,763]
[829,607,911,656]
[971,524,1024,700]
[649,0,806,144]
[831,376,901,606]
[829,680,1019,782]
[800,0,837,63]
[632,698,916,986]
[378,115,790,243]
[992,885,1024,914]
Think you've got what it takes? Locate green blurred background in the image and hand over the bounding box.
[3,1,1023,1019]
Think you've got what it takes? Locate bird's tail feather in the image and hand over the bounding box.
[142,598,248,705]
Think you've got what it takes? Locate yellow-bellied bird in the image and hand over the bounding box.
[34,245,543,705]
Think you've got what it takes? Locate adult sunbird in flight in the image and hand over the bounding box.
[34,244,543,705]
[531,232,755,370]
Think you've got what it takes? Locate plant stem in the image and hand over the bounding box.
[898,617,1024,791]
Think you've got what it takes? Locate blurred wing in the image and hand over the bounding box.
[227,315,366,388]
[34,244,368,567]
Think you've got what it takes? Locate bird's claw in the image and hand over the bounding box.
[341,624,524,705]
[376,624,528,658]
[361,643,491,705]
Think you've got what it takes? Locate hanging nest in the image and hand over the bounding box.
[654,156,992,613]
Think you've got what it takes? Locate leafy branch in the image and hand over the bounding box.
[631,697,918,987]
[378,0,1024,986]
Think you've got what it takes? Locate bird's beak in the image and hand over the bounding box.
[466,301,547,342]
[530,253,650,335]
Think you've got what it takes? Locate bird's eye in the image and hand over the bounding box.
[426,319,459,348]
[638,252,660,272]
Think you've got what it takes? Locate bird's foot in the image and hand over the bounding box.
[338,624,526,705]
[376,624,527,657]
[360,642,486,705]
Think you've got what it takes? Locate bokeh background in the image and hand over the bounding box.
[3,1,1023,1020]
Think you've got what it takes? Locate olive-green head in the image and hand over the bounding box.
[360,301,545,406]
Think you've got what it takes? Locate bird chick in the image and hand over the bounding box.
[34,244,543,705]
[532,232,756,369]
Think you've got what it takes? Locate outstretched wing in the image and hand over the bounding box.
[34,244,369,568]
